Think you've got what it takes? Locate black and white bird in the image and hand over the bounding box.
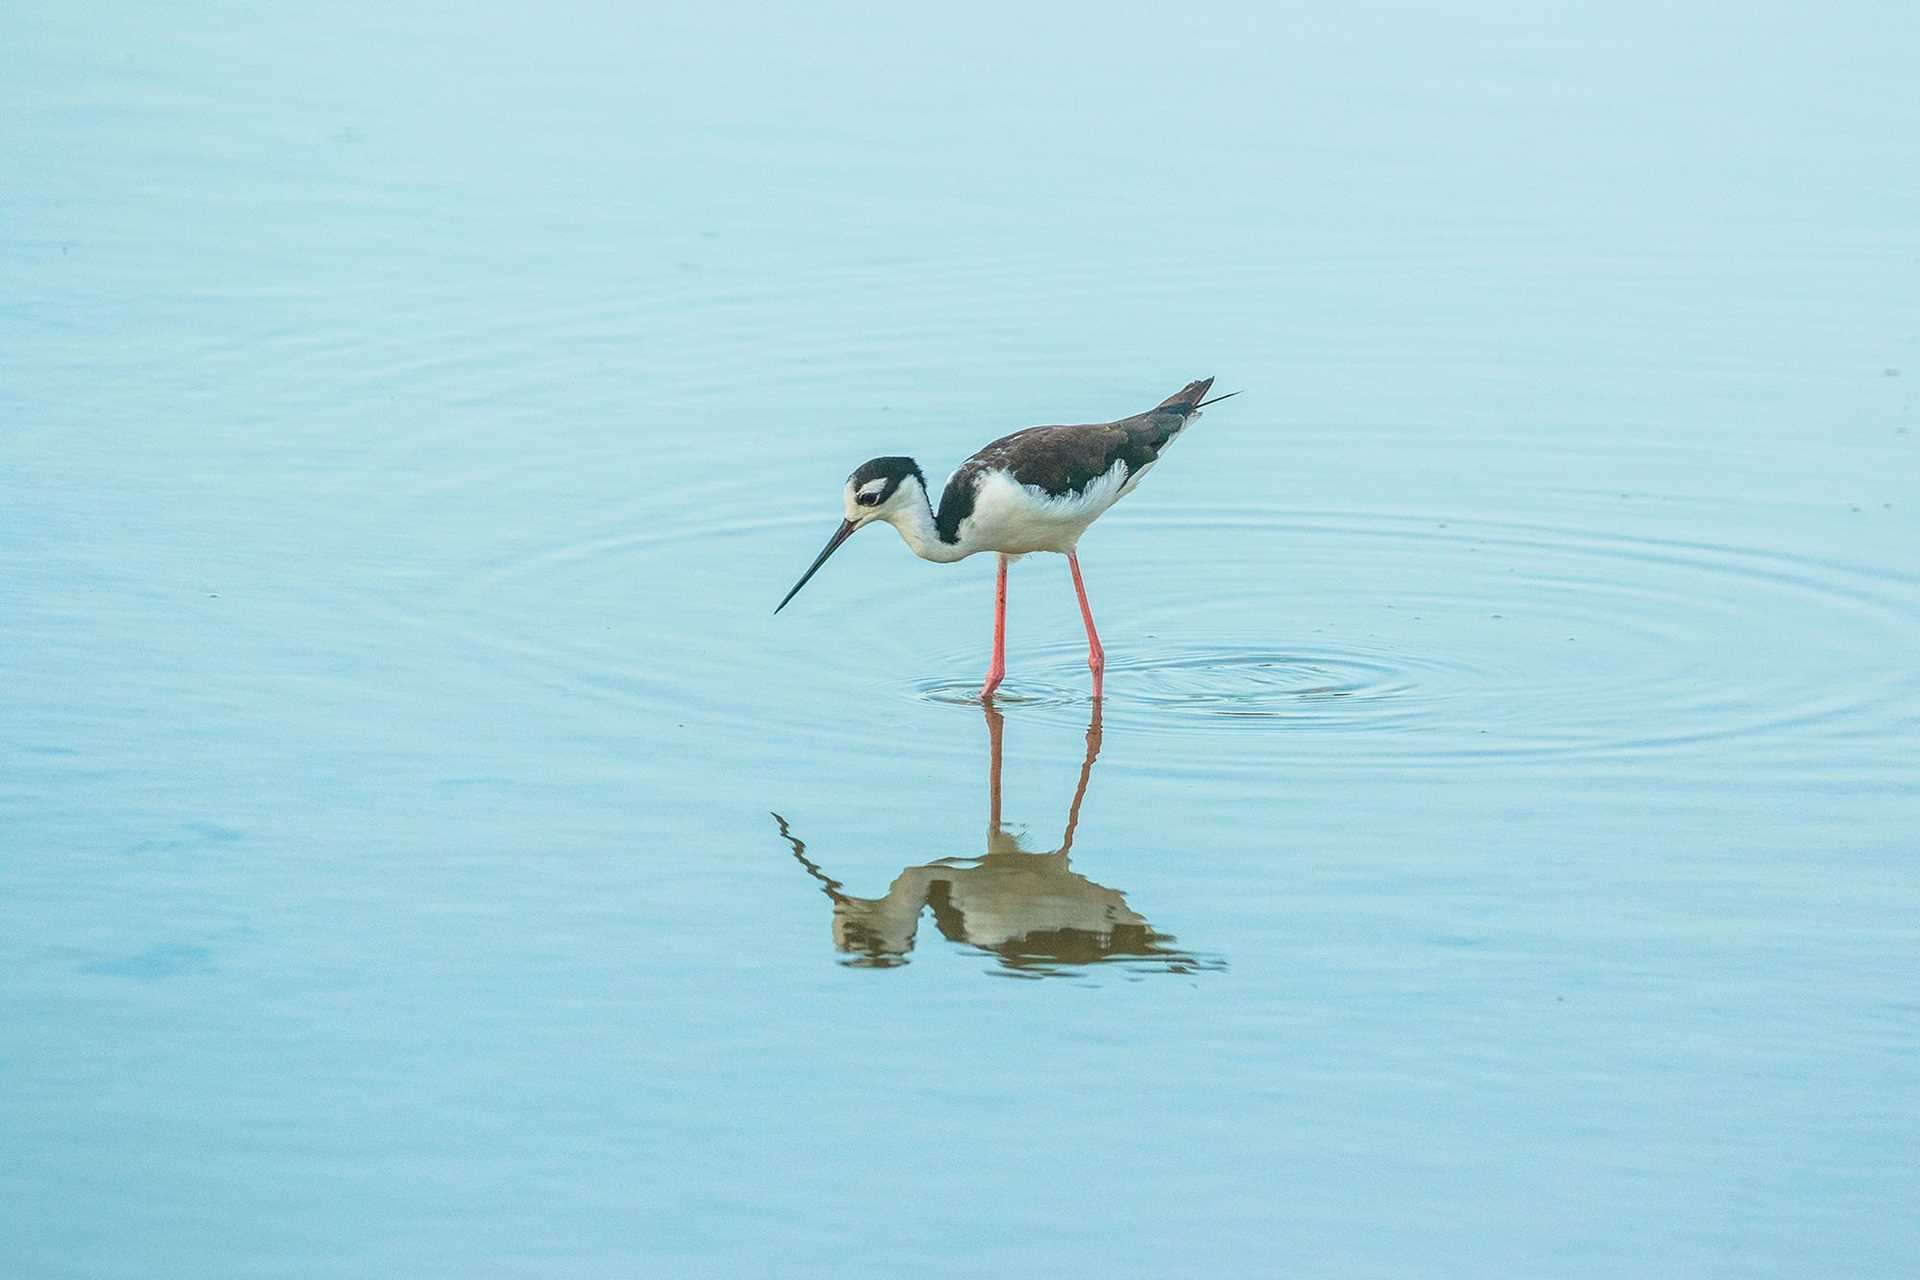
[775,377,1237,700]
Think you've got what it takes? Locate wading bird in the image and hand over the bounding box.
[774,377,1236,698]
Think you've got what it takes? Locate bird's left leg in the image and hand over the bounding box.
[1067,550,1104,698]
[980,554,1009,701]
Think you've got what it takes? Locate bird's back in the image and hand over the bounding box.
[933,377,1217,547]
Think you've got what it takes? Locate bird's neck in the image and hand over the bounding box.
[884,478,969,563]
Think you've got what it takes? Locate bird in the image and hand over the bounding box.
[774,376,1237,699]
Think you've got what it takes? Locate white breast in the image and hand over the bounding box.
[954,460,1150,555]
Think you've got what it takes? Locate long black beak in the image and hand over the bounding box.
[775,518,858,614]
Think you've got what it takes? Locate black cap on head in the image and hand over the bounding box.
[848,456,926,508]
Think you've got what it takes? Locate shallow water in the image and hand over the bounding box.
[5,2,1917,1275]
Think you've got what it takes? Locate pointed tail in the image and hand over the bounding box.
[1155,377,1239,415]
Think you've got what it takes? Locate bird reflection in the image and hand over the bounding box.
[773,703,1220,977]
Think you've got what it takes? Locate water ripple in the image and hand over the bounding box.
[915,642,1472,734]
[904,510,1920,770]
[399,491,1917,776]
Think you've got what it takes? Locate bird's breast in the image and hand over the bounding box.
[954,464,1135,555]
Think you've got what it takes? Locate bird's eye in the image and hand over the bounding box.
[856,491,880,506]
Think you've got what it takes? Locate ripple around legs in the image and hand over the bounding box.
[907,512,1920,775]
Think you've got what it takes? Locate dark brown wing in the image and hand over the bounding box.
[933,378,1214,543]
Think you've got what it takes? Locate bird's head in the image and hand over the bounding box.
[775,456,927,613]
[840,456,928,524]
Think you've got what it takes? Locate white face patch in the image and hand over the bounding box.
[856,477,889,500]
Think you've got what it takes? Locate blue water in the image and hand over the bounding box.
[5,3,1917,1275]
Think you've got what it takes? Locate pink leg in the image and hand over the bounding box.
[980,555,1008,701]
[1067,550,1104,698]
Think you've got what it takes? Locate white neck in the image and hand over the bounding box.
[882,480,969,563]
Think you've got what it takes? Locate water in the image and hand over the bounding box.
[4,2,1916,1275]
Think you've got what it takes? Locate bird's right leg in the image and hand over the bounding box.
[980,554,1009,701]
[1067,550,1105,699]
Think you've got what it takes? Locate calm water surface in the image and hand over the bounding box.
[5,2,1917,1275]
